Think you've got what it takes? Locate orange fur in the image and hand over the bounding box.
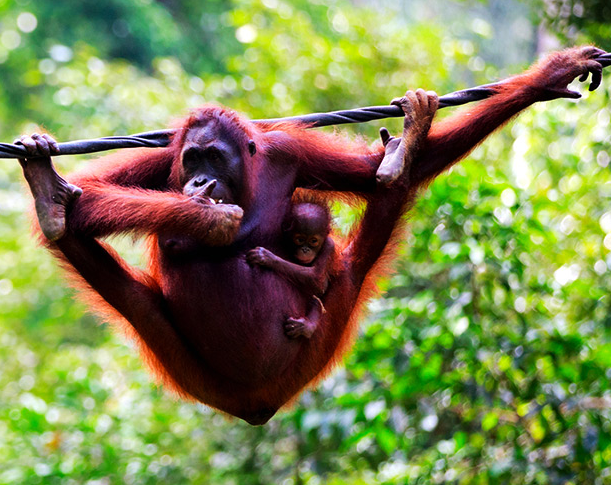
[25,47,602,424]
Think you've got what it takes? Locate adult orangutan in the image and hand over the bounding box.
[18,47,606,424]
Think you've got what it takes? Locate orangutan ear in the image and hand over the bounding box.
[248,140,256,156]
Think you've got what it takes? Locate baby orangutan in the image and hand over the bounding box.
[247,202,334,339]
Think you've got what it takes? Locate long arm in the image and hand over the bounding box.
[261,47,606,197]
[346,47,607,285]
[412,46,606,185]
[345,91,438,283]
[262,126,382,193]
[68,182,242,245]
[64,148,242,245]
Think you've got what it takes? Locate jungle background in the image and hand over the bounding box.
[1,0,611,483]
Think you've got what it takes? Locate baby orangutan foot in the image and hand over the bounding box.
[17,133,82,241]
[284,317,316,339]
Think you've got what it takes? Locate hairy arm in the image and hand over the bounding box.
[262,126,382,193]
[412,46,606,185]
[65,148,242,245]
[345,91,438,283]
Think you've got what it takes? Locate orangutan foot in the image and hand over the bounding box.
[17,133,82,241]
[284,317,316,339]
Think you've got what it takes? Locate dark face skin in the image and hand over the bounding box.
[179,121,253,206]
[291,227,325,265]
[287,204,330,265]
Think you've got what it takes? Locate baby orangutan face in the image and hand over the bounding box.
[286,203,331,265]
[291,229,324,265]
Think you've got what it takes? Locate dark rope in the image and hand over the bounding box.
[3,51,610,159]
[258,82,503,126]
[0,82,504,159]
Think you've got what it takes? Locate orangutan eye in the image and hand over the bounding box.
[203,146,222,162]
[182,147,201,169]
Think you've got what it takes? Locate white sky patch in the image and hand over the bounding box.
[451,317,469,336]
[510,136,532,189]
[600,212,611,233]
[553,264,580,286]
[594,260,607,275]
[236,24,257,44]
[421,414,438,431]
[514,296,526,313]
[501,188,517,207]
[50,44,73,62]
[17,12,37,33]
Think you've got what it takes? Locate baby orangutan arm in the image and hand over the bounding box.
[246,237,335,296]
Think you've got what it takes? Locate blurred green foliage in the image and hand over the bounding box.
[1,0,611,483]
[535,0,611,52]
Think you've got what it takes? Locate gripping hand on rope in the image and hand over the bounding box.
[376,89,439,186]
